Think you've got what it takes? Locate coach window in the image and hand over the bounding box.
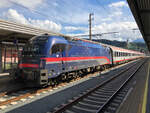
[50,43,66,55]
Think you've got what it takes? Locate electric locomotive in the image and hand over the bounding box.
[13,34,112,86]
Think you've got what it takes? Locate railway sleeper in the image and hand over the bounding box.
[76,102,100,109]
[95,90,115,94]
[87,96,108,102]
[91,93,110,98]
[71,105,98,113]
[93,92,113,96]
[79,102,100,108]
[110,102,120,107]
[83,98,105,105]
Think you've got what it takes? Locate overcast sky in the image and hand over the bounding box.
[0,0,144,42]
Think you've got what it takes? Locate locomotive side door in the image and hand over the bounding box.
[59,44,67,72]
[51,43,67,74]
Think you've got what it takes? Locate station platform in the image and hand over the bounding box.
[117,58,150,113]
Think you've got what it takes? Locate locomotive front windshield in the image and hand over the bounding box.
[22,44,45,56]
[22,35,48,56]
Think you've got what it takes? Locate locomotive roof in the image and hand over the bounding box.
[38,34,144,55]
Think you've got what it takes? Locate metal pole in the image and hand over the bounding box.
[89,13,92,40]
[89,13,94,40]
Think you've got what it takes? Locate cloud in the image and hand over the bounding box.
[101,17,112,22]
[64,26,87,32]
[109,1,128,8]
[0,0,142,42]
[0,0,44,9]
[0,0,11,8]
[68,21,142,42]
[29,19,62,32]
[3,9,62,32]
[11,0,44,9]
[92,21,142,41]
[3,9,29,24]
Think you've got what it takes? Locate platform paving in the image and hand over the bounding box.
[117,58,150,113]
[146,61,150,113]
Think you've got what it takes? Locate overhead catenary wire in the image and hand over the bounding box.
[7,0,57,23]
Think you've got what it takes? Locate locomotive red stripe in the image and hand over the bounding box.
[19,63,39,68]
[114,57,139,63]
[41,56,111,64]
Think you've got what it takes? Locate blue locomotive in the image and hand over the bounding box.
[13,34,144,86]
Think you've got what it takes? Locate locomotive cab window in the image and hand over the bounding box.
[51,43,66,55]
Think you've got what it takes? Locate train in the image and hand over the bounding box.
[12,34,145,86]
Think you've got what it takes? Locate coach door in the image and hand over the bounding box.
[109,47,114,65]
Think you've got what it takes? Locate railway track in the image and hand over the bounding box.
[51,59,146,113]
[0,59,143,110]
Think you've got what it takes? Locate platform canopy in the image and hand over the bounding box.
[127,0,150,51]
[0,19,61,43]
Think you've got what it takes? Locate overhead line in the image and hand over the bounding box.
[74,32,119,37]
[8,0,56,22]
